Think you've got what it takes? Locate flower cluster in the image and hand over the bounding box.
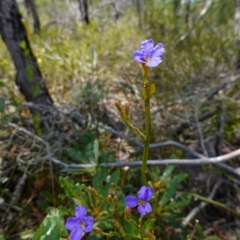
[65,206,94,240]
[125,186,154,216]
[133,39,165,68]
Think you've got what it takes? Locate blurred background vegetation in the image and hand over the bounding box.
[1,0,240,239]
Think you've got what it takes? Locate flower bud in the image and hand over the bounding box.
[124,206,131,220]
[113,195,118,203]
[107,195,113,203]
[114,102,123,114]
[124,102,130,117]
[94,227,102,234]
[145,229,156,240]
[148,181,153,189]
[154,181,161,190]
[114,220,121,230]
[88,186,97,194]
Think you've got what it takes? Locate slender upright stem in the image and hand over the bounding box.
[141,98,151,185]
[141,65,151,185]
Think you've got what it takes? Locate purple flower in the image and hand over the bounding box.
[65,206,94,240]
[133,39,165,67]
[125,186,154,216]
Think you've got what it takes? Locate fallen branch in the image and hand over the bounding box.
[181,179,221,227]
[8,122,240,168]
[50,148,240,168]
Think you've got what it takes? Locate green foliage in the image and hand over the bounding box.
[159,173,188,206]
[35,164,195,239]
[0,96,5,126]
[0,101,19,127]
[0,97,4,113]
[123,221,140,238]
[32,208,68,240]
[205,237,221,240]
[62,127,112,168]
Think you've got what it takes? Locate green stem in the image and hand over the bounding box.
[141,98,151,186]
[125,119,146,140]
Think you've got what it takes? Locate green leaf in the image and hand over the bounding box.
[1,106,19,127]
[141,82,156,100]
[124,221,140,237]
[110,170,120,185]
[36,199,49,212]
[41,191,56,203]
[101,182,111,198]
[0,97,5,113]
[0,81,5,87]
[204,237,221,240]
[160,165,175,181]
[143,219,155,230]
[92,169,120,198]
[32,208,68,240]
[161,214,179,227]
[148,83,155,98]
[20,230,34,239]
[93,139,99,162]
[160,173,187,206]
[59,176,88,205]
[68,148,84,162]
[57,206,69,216]
[85,235,101,240]
[165,194,192,210]
[92,165,107,190]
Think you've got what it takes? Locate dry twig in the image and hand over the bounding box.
[7,122,240,168]
[181,179,221,227]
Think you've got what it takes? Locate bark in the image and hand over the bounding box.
[136,0,142,28]
[83,0,89,24]
[24,0,41,33]
[77,0,89,24]
[112,1,121,21]
[173,0,181,18]
[185,0,191,29]
[0,0,53,107]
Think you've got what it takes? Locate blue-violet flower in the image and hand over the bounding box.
[125,186,154,215]
[133,39,165,67]
[65,206,94,240]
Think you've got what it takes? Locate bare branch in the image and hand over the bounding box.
[4,101,239,179]
[176,0,214,45]
[181,179,221,227]
[7,122,240,169]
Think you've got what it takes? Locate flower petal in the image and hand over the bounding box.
[125,196,138,208]
[143,202,152,214]
[75,206,87,220]
[138,186,154,201]
[150,43,165,58]
[138,202,152,216]
[84,216,94,232]
[147,57,162,67]
[69,228,83,240]
[65,217,80,231]
[141,39,154,56]
[133,50,146,63]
